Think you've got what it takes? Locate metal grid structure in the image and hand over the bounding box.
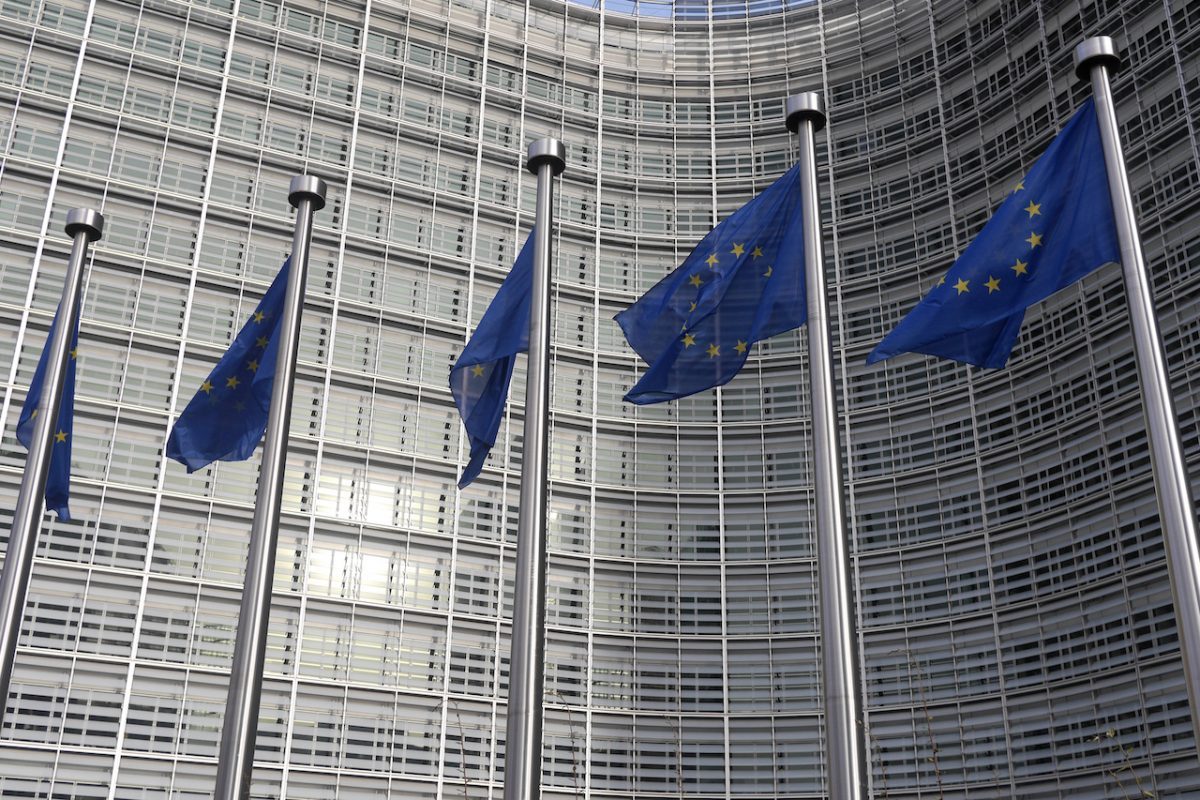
[0,0,1196,797]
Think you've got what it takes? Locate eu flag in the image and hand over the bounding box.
[17,307,80,520]
[166,260,289,472]
[616,164,806,404]
[451,233,534,489]
[867,100,1120,369]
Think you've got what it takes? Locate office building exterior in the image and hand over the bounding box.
[0,0,1197,797]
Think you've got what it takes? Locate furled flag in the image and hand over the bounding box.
[867,99,1120,368]
[616,164,807,404]
[166,261,289,472]
[451,233,535,489]
[17,307,80,520]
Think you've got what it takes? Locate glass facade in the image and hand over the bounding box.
[0,0,1197,797]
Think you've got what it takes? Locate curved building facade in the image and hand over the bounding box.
[0,0,1197,797]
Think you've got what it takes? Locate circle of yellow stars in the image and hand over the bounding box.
[201,309,272,404]
[671,241,771,360]
[934,178,1044,299]
[36,346,83,444]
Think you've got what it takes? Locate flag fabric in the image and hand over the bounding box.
[17,307,80,520]
[867,99,1120,369]
[451,233,535,489]
[166,260,289,472]
[615,164,807,405]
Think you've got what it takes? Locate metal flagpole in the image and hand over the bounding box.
[1075,37,1200,746]
[214,175,327,800]
[0,208,103,725]
[786,93,868,800]
[502,137,565,800]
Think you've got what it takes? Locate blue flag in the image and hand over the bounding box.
[867,99,1120,369]
[615,164,807,404]
[17,307,80,520]
[166,260,289,472]
[451,233,534,489]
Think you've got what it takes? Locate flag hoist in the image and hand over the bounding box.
[0,208,103,728]
[502,137,566,800]
[1075,36,1200,748]
[213,175,327,800]
[786,93,868,800]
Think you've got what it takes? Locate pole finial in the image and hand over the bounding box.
[1074,36,1120,82]
[64,208,104,242]
[785,92,826,133]
[289,175,328,211]
[526,138,567,176]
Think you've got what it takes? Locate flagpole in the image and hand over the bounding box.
[213,175,326,800]
[1076,37,1200,746]
[0,208,103,725]
[786,93,867,800]
[502,137,565,800]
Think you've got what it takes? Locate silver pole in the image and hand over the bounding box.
[785,93,867,800]
[502,138,565,800]
[0,208,102,726]
[1075,37,1200,747]
[214,175,327,800]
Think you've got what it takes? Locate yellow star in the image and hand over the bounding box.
[253,311,266,323]
[706,343,720,358]
[200,380,214,394]
[734,340,748,354]
[985,276,1001,293]
[937,275,946,286]
[1012,258,1028,276]
[751,246,763,259]
[1014,180,1025,192]
[688,301,697,312]
[763,265,773,278]
[54,430,67,443]
[471,364,485,377]
[256,336,269,348]
[954,278,970,295]
[705,253,719,268]
[246,359,259,372]
[682,333,696,348]
[1026,231,1043,248]
[30,409,38,419]
[234,400,247,412]
[689,274,703,288]
[1024,201,1041,218]
[730,243,745,257]
[226,376,240,389]
[69,348,78,360]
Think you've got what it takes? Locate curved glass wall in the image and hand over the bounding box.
[0,0,1196,798]
[565,0,815,20]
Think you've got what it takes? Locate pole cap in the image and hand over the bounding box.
[65,208,104,242]
[1074,36,1120,81]
[785,92,826,133]
[526,138,567,176]
[289,175,328,211]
